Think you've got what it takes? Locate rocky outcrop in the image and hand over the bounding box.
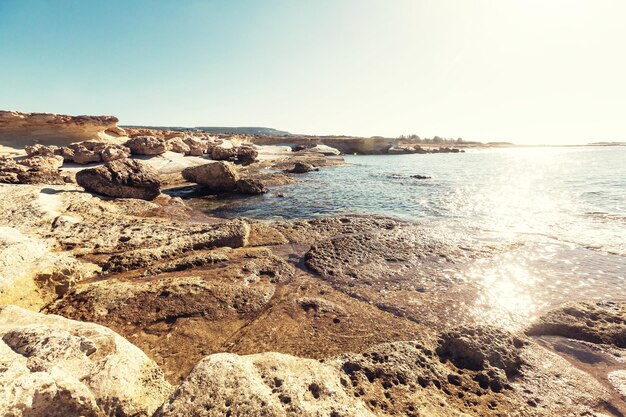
[0,305,171,417]
[76,159,161,200]
[236,145,258,164]
[0,154,70,185]
[182,161,240,192]
[287,162,318,174]
[0,110,123,147]
[125,136,168,155]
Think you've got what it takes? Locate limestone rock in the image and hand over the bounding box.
[211,145,238,161]
[125,136,168,155]
[182,161,240,192]
[183,137,207,156]
[236,178,268,195]
[100,144,131,162]
[166,137,191,155]
[287,162,318,174]
[0,305,172,417]
[0,110,121,147]
[154,352,376,417]
[236,145,258,164]
[527,301,626,347]
[76,159,161,200]
[24,144,59,157]
[308,144,341,156]
[18,154,64,172]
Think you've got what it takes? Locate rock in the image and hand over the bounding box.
[125,136,168,155]
[527,301,626,347]
[100,144,131,162]
[0,110,121,147]
[411,174,432,179]
[211,145,238,161]
[68,143,102,164]
[236,145,258,164]
[76,159,161,200]
[167,137,191,154]
[287,162,319,174]
[291,144,309,152]
[18,154,64,172]
[436,326,526,377]
[308,144,342,156]
[0,305,171,417]
[182,161,240,192]
[24,144,59,157]
[0,227,99,309]
[183,137,207,156]
[154,352,376,417]
[236,178,268,195]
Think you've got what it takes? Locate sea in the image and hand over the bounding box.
[195,146,626,328]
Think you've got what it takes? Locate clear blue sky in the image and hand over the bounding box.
[1,0,625,144]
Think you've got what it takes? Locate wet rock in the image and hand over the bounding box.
[527,301,626,347]
[0,305,171,417]
[154,352,375,417]
[76,158,161,200]
[236,178,268,195]
[182,161,240,192]
[287,162,319,174]
[436,326,526,377]
[125,135,168,155]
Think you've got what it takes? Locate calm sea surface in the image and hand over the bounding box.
[197,146,626,327]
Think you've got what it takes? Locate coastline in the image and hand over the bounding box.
[1,111,626,416]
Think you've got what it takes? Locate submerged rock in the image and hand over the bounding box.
[182,161,240,192]
[76,158,161,200]
[0,305,172,417]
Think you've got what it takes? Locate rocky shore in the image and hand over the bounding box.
[1,111,625,416]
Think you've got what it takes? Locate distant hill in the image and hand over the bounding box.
[588,141,626,146]
[121,125,292,136]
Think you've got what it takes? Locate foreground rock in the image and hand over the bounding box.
[0,305,171,417]
[0,154,70,185]
[0,110,124,147]
[155,352,376,417]
[182,161,240,192]
[76,159,161,200]
[236,178,268,194]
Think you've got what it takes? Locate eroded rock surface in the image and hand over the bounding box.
[0,305,171,417]
[182,161,240,192]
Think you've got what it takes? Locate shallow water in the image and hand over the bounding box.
[199,146,626,328]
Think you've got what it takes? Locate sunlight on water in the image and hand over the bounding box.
[198,146,626,328]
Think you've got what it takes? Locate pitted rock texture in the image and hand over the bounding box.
[0,305,171,417]
[527,301,626,347]
[76,159,161,200]
[125,136,168,155]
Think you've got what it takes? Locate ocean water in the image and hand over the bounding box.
[200,146,626,327]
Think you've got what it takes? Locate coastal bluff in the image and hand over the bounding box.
[0,110,125,147]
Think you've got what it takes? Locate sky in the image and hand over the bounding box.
[1,0,625,144]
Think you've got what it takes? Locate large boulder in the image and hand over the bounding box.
[76,159,161,200]
[166,137,191,155]
[125,136,168,155]
[182,161,240,192]
[211,145,238,161]
[18,154,64,172]
[0,305,172,417]
[183,137,207,156]
[2,155,69,185]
